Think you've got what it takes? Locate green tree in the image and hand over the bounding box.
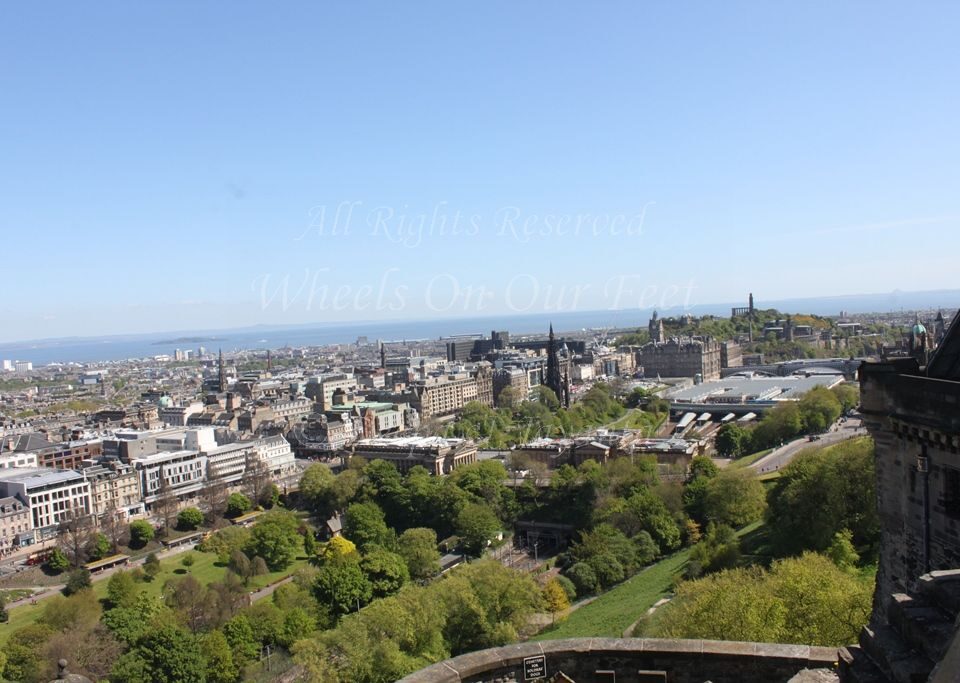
[826,528,860,572]
[687,523,741,578]
[129,520,155,548]
[565,562,598,596]
[455,502,500,556]
[46,547,70,573]
[397,527,441,581]
[715,423,749,458]
[653,552,871,647]
[111,623,207,683]
[313,556,372,618]
[798,386,843,433]
[704,468,767,527]
[245,510,301,571]
[143,552,161,581]
[279,607,317,648]
[360,547,410,598]
[199,526,251,564]
[177,507,204,531]
[303,529,318,557]
[88,532,111,561]
[343,501,393,553]
[222,614,259,666]
[832,384,859,413]
[106,570,139,609]
[64,568,92,596]
[182,552,196,569]
[766,438,878,556]
[200,630,238,683]
[225,492,251,518]
[3,623,53,682]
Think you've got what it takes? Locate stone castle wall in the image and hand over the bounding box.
[398,638,837,683]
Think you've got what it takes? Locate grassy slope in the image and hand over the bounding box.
[536,522,763,640]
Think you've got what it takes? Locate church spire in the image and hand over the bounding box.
[217,348,226,392]
[545,324,563,406]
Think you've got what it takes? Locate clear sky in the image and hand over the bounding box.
[2,2,958,342]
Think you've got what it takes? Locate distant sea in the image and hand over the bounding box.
[3,289,959,366]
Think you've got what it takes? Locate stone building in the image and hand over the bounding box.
[637,336,722,380]
[0,494,30,552]
[348,436,478,475]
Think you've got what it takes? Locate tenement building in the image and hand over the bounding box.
[637,336,722,380]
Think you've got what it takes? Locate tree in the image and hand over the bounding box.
[496,385,518,410]
[653,553,872,647]
[200,473,230,523]
[299,463,336,516]
[826,528,859,572]
[153,478,179,537]
[242,451,273,505]
[313,556,372,618]
[397,527,441,581]
[106,570,139,609]
[228,549,253,584]
[258,482,280,509]
[303,528,318,557]
[200,526,251,564]
[360,548,409,598]
[251,555,269,577]
[343,501,393,553]
[129,519,155,548]
[715,423,749,458]
[201,630,238,683]
[543,577,570,622]
[100,503,129,553]
[319,535,359,563]
[3,623,54,682]
[704,468,767,527]
[565,562,598,596]
[111,623,207,683]
[58,507,95,568]
[143,552,161,581]
[177,507,204,531]
[182,553,196,570]
[46,547,70,573]
[832,384,859,413]
[798,386,843,433]
[225,492,251,518]
[222,614,259,666]
[245,510,301,571]
[687,523,741,578]
[766,438,879,556]
[64,568,92,596]
[455,502,500,556]
[279,607,316,648]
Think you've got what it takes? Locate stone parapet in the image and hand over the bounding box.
[398,637,837,683]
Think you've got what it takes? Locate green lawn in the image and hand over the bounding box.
[91,550,310,601]
[0,551,310,647]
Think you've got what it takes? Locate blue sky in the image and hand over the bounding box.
[2,2,958,342]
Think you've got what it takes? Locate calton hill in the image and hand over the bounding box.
[0,370,872,682]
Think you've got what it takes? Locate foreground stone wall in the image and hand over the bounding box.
[398,638,837,683]
[859,359,960,621]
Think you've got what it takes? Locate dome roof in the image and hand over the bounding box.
[914,322,927,335]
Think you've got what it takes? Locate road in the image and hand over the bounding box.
[750,417,865,474]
